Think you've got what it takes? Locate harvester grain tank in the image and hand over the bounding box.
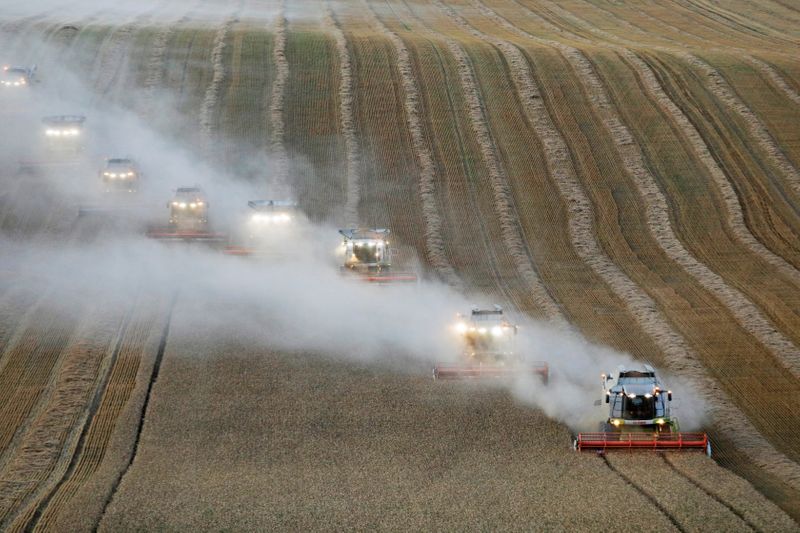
[146,186,225,242]
[338,228,417,283]
[433,306,549,382]
[574,365,710,455]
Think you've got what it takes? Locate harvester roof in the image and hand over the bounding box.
[42,115,85,126]
[248,200,298,211]
[339,228,390,241]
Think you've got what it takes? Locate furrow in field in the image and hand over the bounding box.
[476,1,800,357]
[19,297,167,533]
[359,2,460,286]
[605,454,755,531]
[323,6,361,228]
[269,0,290,187]
[476,2,800,380]
[669,0,799,48]
[748,56,800,106]
[425,12,563,320]
[0,303,127,529]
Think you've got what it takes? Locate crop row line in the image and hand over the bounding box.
[471,0,800,378]
[359,2,461,286]
[426,6,564,320]
[460,0,800,491]
[323,6,361,228]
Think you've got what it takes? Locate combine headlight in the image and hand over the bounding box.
[478,327,487,335]
[172,201,179,206]
[491,326,503,337]
[655,419,665,425]
[644,393,652,398]
[628,393,636,399]
[611,419,621,427]
[179,202,187,209]
[454,322,468,334]
[45,129,60,136]
[189,202,197,208]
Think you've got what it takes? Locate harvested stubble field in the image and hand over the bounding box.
[1,0,800,530]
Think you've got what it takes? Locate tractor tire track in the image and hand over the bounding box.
[416,10,563,321]
[468,1,800,379]
[660,454,762,532]
[599,455,685,533]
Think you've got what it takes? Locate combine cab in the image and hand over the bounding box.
[338,228,417,283]
[100,157,140,193]
[433,306,549,382]
[147,186,225,242]
[20,115,86,171]
[574,365,710,455]
[77,158,143,218]
[224,200,300,256]
[1,64,35,88]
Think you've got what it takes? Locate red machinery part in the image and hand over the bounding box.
[433,363,549,383]
[362,273,418,283]
[575,432,710,454]
[146,230,227,241]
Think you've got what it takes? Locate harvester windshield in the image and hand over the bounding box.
[621,395,656,420]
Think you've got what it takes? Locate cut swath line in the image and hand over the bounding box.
[269,0,290,188]
[199,11,240,154]
[359,1,461,287]
[93,293,177,532]
[454,0,800,493]
[323,5,361,228]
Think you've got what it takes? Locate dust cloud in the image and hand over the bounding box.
[0,17,706,433]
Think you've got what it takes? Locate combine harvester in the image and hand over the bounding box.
[338,228,418,283]
[433,306,549,382]
[224,200,301,256]
[78,158,145,218]
[146,186,226,243]
[574,365,710,455]
[1,64,36,88]
[19,115,86,172]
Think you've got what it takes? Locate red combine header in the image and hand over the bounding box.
[573,365,710,456]
[433,306,549,383]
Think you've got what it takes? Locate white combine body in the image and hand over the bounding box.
[224,200,302,256]
[338,228,417,283]
[100,158,140,193]
[147,186,225,242]
[433,306,548,381]
[574,364,710,455]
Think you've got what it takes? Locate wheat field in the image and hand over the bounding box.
[1,0,799,530]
